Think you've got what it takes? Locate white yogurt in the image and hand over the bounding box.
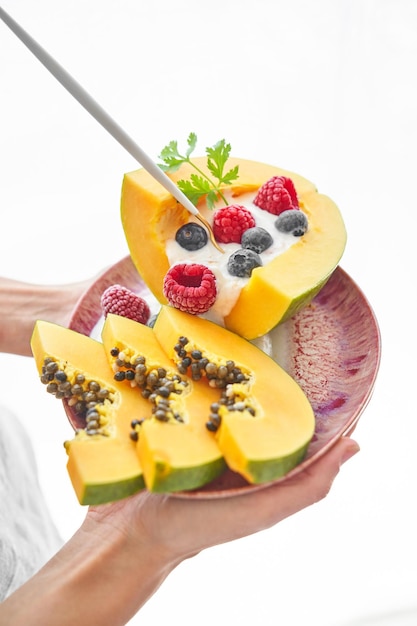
[165,190,302,326]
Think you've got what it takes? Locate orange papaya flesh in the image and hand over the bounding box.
[31,321,145,504]
[31,305,315,501]
[101,313,226,493]
[121,157,346,338]
[152,306,315,484]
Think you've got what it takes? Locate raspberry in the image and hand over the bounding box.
[163,263,217,315]
[212,205,256,244]
[101,284,151,325]
[253,176,299,216]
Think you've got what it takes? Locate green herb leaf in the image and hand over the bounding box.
[220,165,240,185]
[185,132,198,157]
[158,140,184,172]
[206,139,231,181]
[158,133,239,208]
[177,175,212,206]
[206,190,221,211]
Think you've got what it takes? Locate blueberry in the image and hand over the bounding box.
[147,313,158,328]
[175,223,208,250]
[275,209,308,237]
[227,249,262,278]
[241,227,273,254]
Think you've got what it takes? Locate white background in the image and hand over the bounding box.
[1,1,416,624]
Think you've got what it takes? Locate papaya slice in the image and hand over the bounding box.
[152,306,315,484]
[101,313,226,493]
[31,321,145,505]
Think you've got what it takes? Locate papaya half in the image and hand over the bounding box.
[121,158,347,339]
[31,306,315,504]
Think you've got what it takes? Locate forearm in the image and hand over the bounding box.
[0,277,91,356]
[0,435,359,624]
[0,512,179,626]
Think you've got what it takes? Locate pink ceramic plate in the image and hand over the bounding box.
[68,257,381,499]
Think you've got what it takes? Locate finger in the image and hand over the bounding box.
[228,437,360,537]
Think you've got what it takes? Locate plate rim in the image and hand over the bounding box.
[67,259,381,499]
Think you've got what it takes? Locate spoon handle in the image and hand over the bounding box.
[0,6,200,216]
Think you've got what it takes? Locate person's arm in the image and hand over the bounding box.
[0,436,359,626]
[0,275,360,623]
[0,511,176,626]
[0,276,93,356]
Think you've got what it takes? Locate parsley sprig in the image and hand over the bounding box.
[158,132,239,209]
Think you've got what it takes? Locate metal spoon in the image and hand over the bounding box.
[0,6,223,252]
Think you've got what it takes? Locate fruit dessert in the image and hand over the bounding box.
[30,135,346,504]
[121,134,346,339]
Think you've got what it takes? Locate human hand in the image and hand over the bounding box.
[88,436,359,563]
[0,276,94,356]
[1,437,358,626]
